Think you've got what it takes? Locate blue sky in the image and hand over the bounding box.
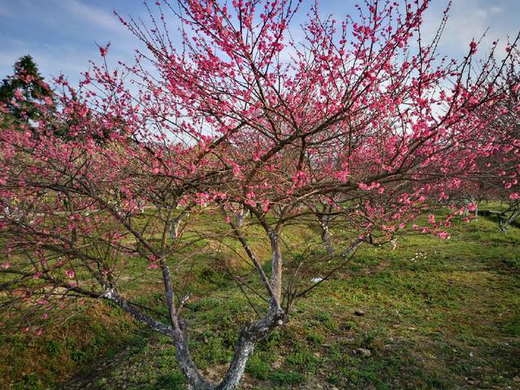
[1,0,519,84]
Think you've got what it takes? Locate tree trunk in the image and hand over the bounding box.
[235,207,246,228]
[170,322,214,389]
[171,209,189,239]
[173,330,214,390]
[499,214,509,235]
[269,232,283,304]
[215,337,255,390]
[318,215,334,257]
[216,305,284,390]
[213,231,285,389]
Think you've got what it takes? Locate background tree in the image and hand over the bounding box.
[0,55,117,141]
[492,51,520,233]
[454,45,520,233]
[0,55,55,130]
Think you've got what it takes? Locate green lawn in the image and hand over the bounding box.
[1,209,519,390]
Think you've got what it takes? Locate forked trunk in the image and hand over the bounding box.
[215,337,255,390]
[181,233,285,390]
[178,305,284,390]
[173,332,214,390]
[215,306,284,389]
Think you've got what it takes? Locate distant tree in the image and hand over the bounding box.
[494,53,520,233]
[0,55,125,142]
[0,55,55,130]
[458,46,520,233]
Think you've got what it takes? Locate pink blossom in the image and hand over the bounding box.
[99,45,109,57]
[438,231,450,240]
[469,41,478,54]
[358,182,370,191]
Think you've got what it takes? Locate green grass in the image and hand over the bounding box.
[1,209,519,389]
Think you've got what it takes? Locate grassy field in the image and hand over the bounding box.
[1,207,519,390]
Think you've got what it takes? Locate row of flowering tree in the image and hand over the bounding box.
[441,44,520,232]
[471,46,520,233]
[1,0,519,389]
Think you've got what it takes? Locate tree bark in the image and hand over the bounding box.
[171,209,189,239]
[318,215,334,257]
[215,304,284,389]
[269,232,283,305]
[235,207,246,228]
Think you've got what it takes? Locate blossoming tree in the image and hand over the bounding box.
[1,0,518,389]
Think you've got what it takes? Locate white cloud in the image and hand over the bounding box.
[57,0,127,35]
[420,0,516,59]
[0,0,145,84]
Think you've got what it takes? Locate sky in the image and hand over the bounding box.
[0,0,519,84]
